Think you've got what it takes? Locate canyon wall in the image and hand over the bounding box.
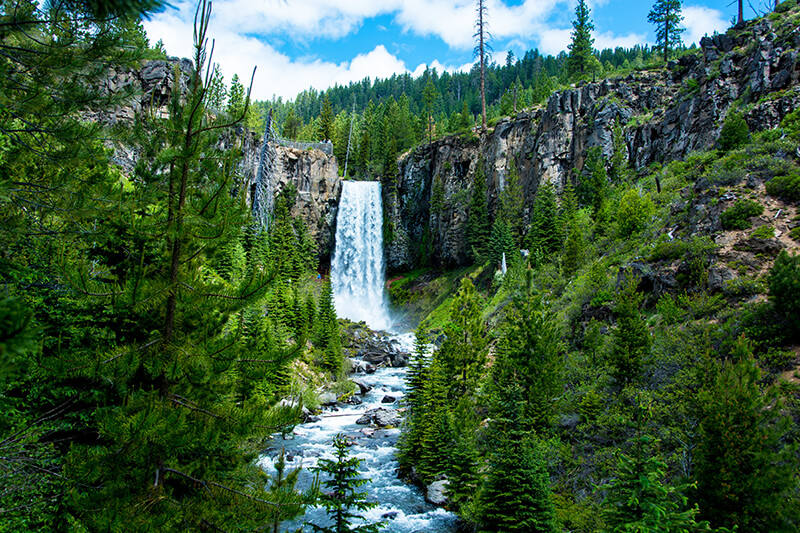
[385,17,800,272]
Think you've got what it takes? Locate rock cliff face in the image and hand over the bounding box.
[98,58,341,264]
[385,17,800,272]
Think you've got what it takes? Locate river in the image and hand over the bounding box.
[259,332,459,532]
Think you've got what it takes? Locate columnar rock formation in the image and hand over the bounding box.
[96,58,342,264]
[385,17,800,272]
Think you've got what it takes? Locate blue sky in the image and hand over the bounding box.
[143,0,738,102]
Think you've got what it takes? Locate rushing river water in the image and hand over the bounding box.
[259,333,459,532]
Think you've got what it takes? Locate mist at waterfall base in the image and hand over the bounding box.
[331,181,393,331]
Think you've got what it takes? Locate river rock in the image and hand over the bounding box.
[355,407,401,427]
[373,408,400,427]
[381,511,399,520]
[351,378,372,395]
[343,395,362,405]
[381,395,397,404]
[318,392,338,406]
[426,480,450,506]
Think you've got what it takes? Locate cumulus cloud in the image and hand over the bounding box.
[144,10,470,101]
[143,0,660,101]
[682,5,730,45]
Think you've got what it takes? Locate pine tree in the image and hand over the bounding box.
[693,337,799,532]
[527,181,561,255]
[580,146,609,214]
[227,73,246,118]
[318,94,335,142]
[489,217,516,269]
[18,2,313,528]
[768,251,800,339]
[317,280,343,372]
[475,383,558,533]
[609,280,650,385]
[568,0,596,79]
[497,160,525,243]
[466,160,491,263]
[493,285,564,430]
[602,433,712,532]
[283,108,303,139]
[438,277,487,399]
[474,0,491,135]
[609,119,629,182]
[310,434,385,533]
[648,0,684,62]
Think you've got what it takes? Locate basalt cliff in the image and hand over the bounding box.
[384,16,800,272]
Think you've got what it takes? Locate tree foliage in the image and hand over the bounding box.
[568,0,596,78]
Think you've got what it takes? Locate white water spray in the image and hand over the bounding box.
[331,181,392,331]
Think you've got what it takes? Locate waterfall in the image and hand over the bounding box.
[331,181,392,331]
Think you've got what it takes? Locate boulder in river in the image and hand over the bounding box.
[355,407,401,427]
[426,480,450,506]
[381,395,397,404]
[318,392,338,406]
[351,378,372,395]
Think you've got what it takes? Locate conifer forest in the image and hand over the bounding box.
[1,0,800,532]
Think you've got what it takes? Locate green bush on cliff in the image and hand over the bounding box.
[720,199,764,230]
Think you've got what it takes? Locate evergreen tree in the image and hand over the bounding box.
[317,281,343,372]
[283,108,303,139]
[489,217,516,270]
[497,160,525,243]
[580,146,609,214]
[601,432,712,532]
[568,0,596,79]
[438,277,487,399]
[527,181,561,255]
[318,94,335,142]
[466,161,491,263]
[11,3,313,528]
[493,284,564,430]
[609,119,629,182]
[475,382,558,533]
[693,337,799,532]
[768,251,800,339]
[310,434,385,533]
[609,280,650,385]
[648,0,684,62]
[423,79,438,148]
[227,73,246,118]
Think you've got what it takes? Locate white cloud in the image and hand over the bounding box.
[682,5,729,46]
[143,0,657,101]
[594,31,649,51]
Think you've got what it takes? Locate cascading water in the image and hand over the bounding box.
[256,181,458,532]
[331,181,392,331]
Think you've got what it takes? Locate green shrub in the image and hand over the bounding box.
[718,111,750,152]
[790,227,800,241]
[750,225,775,239]
[723,276,765,297]
[765,172,800,201]
[781,108,800,137]
[768,250,800,338]
[616,188,655,237]
[776,0,797,14]
[656,293,685,325]
[720,199,764,230]
[650,237,688,261]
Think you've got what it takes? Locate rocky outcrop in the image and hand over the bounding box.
[385,16,800,272]
[95,58,341,264]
